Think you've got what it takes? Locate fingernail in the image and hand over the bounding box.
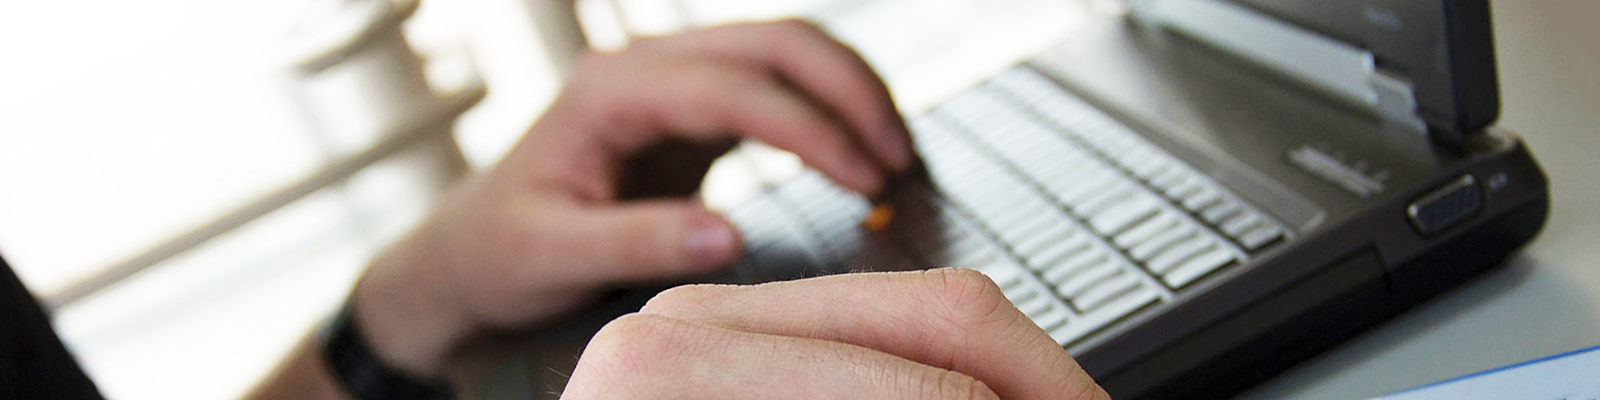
[686,218,739,268]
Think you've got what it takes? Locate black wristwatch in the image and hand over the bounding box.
[322,302,455,400]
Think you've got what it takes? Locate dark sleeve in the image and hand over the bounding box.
[1,255,104,400]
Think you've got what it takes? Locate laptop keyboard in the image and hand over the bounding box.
[722,67,1289,348]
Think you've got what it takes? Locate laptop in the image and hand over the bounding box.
[715,0,1550,398]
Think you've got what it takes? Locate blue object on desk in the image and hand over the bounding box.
[1373,344,1600,399]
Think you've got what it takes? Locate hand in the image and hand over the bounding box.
[562,269,1112,400]
[349,20,915,379]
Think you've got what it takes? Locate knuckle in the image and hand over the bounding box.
[640,283,722,315]
[585,313,689,372]
[912,269,1018,339]
[569,313,700,398]
[920,368,1001,400]
[673,61,739,106]
[666,61,765,131]
[931,268,1013,322]
[694,61,764,91]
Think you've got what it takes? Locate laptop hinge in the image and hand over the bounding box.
[1130,0,1428,135]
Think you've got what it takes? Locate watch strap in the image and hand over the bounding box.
[323,302,454,400]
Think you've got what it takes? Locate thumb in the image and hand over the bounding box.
[557,199,742,283]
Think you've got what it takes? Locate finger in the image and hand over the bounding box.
[563,313,1001,400]
[640,269,1112,400]
[647,20,914,173]
[602,57,885,193]
[533,198,740,285]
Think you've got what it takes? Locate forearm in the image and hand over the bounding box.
[244,339,352,400]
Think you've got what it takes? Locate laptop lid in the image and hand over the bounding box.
[1132,0,1499,146]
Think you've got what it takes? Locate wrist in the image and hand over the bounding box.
[323,300,457,400]
[350,229,478,379]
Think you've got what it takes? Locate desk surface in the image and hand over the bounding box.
[490,1,1600,398]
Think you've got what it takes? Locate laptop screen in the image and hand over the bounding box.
[1223,0,1500,138]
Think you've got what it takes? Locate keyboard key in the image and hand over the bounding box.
[1046,323,1080,346]
[1074,184,1136,217]
[1161,247,1237,288]
[1011,223,1081,259]
[1018,156,1082,180]
[1164,178,1208,200]
[982,205,1053,234]
[1029,155,1101,182]
[1015,294,1054,316]
[1113,211,1182,249]
[942,227,988,253]
[1200,197,1244,224]
[1002,285,1039,306]
[1048,285,1160,346]
[949,241,1006,268]
[1088,194,1162,235]
[1148,168,1189,190]
[937,165,1002,189]
[1073,271,1143,312]
[728,199,789,248]
[1146,239,1217,275]
[968,261,1022,286]
[1055,261,1121,300]
[1181,187,1225,211]
[1047,168,1121,206]
[1029,306,1071,332]
[996,210,1068,244]
[1129,225,1200,261]
[1238,224,1286,251]
[1219,211,1266,237]
[1120,150,1172,180]
[1041,250,1106,285]
[950,239,1005,262]
[1028,236,1096,273]
[986,125,1049,149]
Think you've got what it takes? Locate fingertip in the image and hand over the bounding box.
[879,118,915,173]
[685,212,741,269]
[842,157,887,195]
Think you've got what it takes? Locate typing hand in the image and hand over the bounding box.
[562,269,1112,400]
[348,20,914,378]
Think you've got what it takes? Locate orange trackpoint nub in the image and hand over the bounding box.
[861,203,895,233]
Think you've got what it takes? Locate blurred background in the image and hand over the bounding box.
[0,0,1593,399]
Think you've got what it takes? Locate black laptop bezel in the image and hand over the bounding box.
[1222,0,1500,144]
